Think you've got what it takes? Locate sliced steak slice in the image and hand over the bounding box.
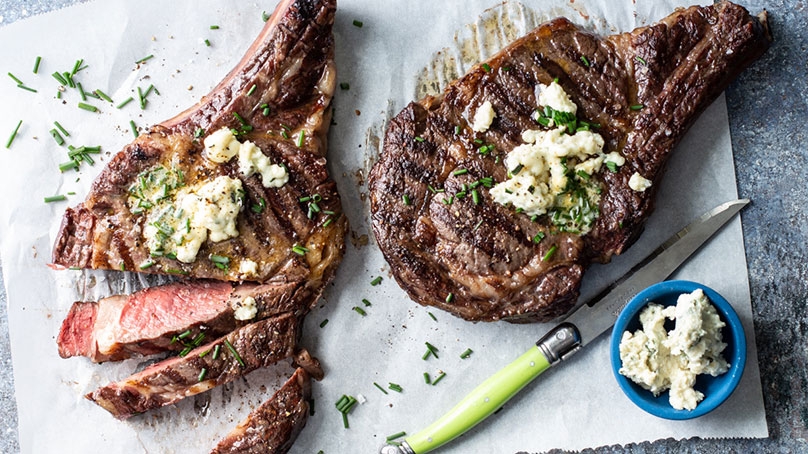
[57,280,307,363]
[87,312,299,419]
[211,367,312,454]
[369,2,770,323]
[51,0,346,297]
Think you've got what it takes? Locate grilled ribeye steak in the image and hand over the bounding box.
[87,312,301,419]
[211,367,312,454]
[52,0,345,299]
[369,2,770,322]
[58,280,304,362]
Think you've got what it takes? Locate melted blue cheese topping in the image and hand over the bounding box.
[204,127,288,188]
[490,81,624,234]
[138,175,244,263]
[618,289,730,410]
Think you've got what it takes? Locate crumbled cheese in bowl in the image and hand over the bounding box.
[618,288,730,410]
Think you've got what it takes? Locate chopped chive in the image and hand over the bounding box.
[224,339,245,367]
[199,349,210,358]
[7,72,23,85]
[130,120,139,138]
[77,82,88,101]
[428,312,437,321]
[262,11,271,22]
[402,194,411,205]
[511,164,524,175]
[473,219,484,231]
[471,189,481,205]
[54,121,70,137]
[95,89,113,103]
[177,330,192,340]
[352,19,363,28]
[424,372,432,384]
[210,25,220,30]
[17,85,37,93]
[71,59,84,75]
[198,368,208,382]
[44,195,67,203]
[580,55,590,67]
[425,342,439,359]
[247,84,257,96]
[362,298,372,307]
[373,382,388,394]
[454,125,461,135]
[33,56,42,74]
[386,431,407,442]
[139,260,155,270]
[52,72,68,85]
[460,348,473,359]
[370,276,382,286]
[542,245,558,262]
[606,161,619,173]
[77,102,98,112]
[339,82,350,90]
[319,319,329,328]
[292,244,309,255]
[6,120,22,149]
[50,129,65,146]
[296,130,305,147]
[452,168,468,176]
[58,160,79,172]
[630,104,644,111]
[116,97,134,109]
[445,293,454,303]
[533,232,546,243]
[212,344,221,360]
[635,55,647,65]
[432,372,447,386]
[352,306,367,316]
[388,382,403,393]
[414,136,425,143]
[481,63,491,72]
[262,106,270,116]
[135,54,154,64]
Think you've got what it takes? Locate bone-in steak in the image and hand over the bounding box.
[369,2,770,322]
[52,0,346,297]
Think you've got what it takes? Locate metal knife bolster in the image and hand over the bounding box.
[536,323,583,365]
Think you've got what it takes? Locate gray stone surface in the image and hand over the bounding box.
[1,1,806,453]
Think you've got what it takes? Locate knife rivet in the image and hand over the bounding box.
[485,397,490,403]
[530,361,535,367]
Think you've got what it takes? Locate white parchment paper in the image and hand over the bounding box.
[0,0,768,453]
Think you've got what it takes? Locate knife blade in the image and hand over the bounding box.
[379,199,749,454]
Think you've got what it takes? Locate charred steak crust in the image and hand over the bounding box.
[211,367,312,454]
[87,312,300,420]
[369,2,770,322]
[51,0,346,302]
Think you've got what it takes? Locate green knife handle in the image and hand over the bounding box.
[399,323,581,454]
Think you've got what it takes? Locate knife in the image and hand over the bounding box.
[379,199,749,454]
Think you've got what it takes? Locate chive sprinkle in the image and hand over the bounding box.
[50,129,65,146]
[481,63,491,73]
[198,368,208,382]
[135,54,154,64]
[432,371,447,386]
[116,97,134,109]
[388,382,403,393]
[542,245,558,262]
[630,104,644,111]
[373,382,388,394]
[428,312,437,321]
[319,319,329,328]
[460,348,473,359]
[452,168,468,176]
[58,161,79,172]
[425,342,439,359]
[445,293,454,303]
[77,102,98,112]
[424,372,432,384]
[212,344,221,360]
[362,298,372,307]
[352,306,367,316]
[635,55,647,65]
[52,72,68,85]
[130,120,139,138]
[204,39,211,47]
[370,276,382,286]
[54,121,70,137]
[6,120,22,149]
[352,19,363,28]
[387,432,407,442]
[17,85,37,93]
[210,25,220,29]
[139,260,155,270]
[224,339,245,367]
[402,194,411,205]
[7,72,23,85]
[95,89,113,103]
[339,82,350,90]
[414,136,425,143]
[247,84,257,96]
[33,56,42,74]
[580,55,590,67]
[44,195,67,203]
[296,130,305,147]
[262,11,271,22]
[292,244,309,255]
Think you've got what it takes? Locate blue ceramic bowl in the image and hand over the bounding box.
[609,280,746,420]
